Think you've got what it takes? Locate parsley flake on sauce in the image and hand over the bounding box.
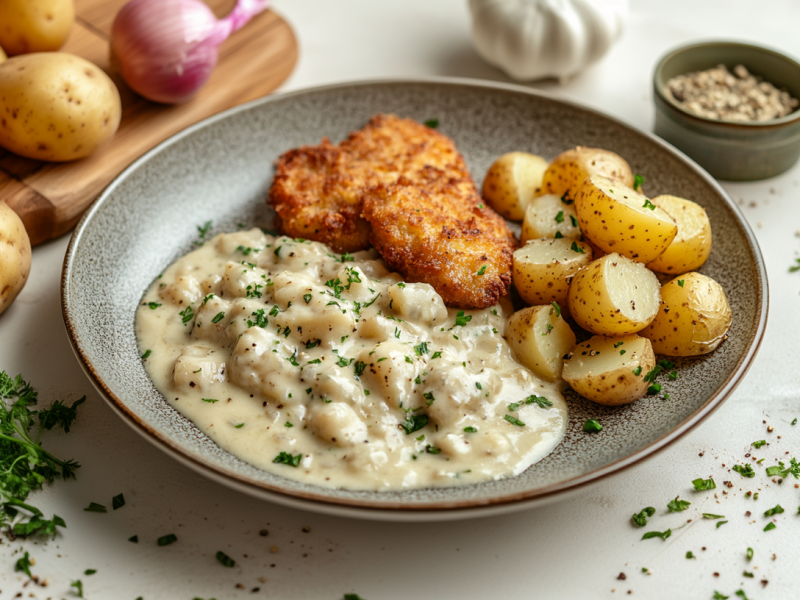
[273,452,302,467]
[504,414,525,427]
[455,311,472,327]
[400,414,429,435]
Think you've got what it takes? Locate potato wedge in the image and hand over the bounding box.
[482,152,549,221]
[575,175,678,263]
[540,146,634,201]
[646,195,712,274]
[506,305,576,382]
[562,335,656,405]
[520,194,581,243]
[639,272,731,356]
[568,253,661,336]
[513,238,592,310]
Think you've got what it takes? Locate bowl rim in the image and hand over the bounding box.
[61,76,769,519]
[653,39,800,130]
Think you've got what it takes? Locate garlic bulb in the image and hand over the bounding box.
[468,0,628,82]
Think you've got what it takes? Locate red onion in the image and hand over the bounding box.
[111,0,269,104]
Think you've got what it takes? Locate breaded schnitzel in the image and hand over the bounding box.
[362,176,516,309]
[268,114,517,308]
[269,114,470,253]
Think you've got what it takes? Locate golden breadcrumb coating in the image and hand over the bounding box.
[268,114,469,253]
[362,176,516,309]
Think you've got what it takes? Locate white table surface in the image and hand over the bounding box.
[3,1,800,598]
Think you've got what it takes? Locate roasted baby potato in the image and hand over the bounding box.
[513,238,592,310]
[0,45,6,63]
[506,304,576,382]
[540,146,634,201]
[482,152,549,221]
[568,253,661,336]
[646,195,712,274]
[562,335,656,405]
[0,53,121,161]
[520,194,581,243]
[0,202,31,316]
[0,0,74,55]
[575,175,678,263]
[640,272,731,356]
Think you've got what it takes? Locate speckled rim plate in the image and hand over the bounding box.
[61,78,768,521]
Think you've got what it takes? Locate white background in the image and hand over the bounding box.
[3,1,800,598]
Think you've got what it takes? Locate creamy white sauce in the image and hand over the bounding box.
[135,229,567,490]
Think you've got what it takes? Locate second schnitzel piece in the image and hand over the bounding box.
[362,176,516,309]
[269,114,470,253]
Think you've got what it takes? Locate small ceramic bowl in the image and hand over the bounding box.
[653,41,800,181]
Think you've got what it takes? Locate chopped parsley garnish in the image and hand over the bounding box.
[507,402,520,412]
[713,593,729,600]
[455,311,472,327]
[273,452,302,467]
[554,231,564,239]
[477,265,487,276]
[703,513,725,519]
[216,551,236,568]
[746,547,753,560]
[732,464,755,478]
[211,311,225,324]
[643,366,662,383]
[424,118,439,129]
[354,361,367,377]
[765,458,800,478]
[201,398,218,403]
[423,392,436,406]
[551,301,561,318]
[245,283,263,299]
[84,502,107,513]
[425,445,441,455]
[303,293,312,304]
[431,351,443,359]
[631,507,655,527]
[400,414,429,435]
[141,349,151,359]
[764,504,784,517]
[414,342,429,356]
[642,199,656,210]
[555,210,565,223]
[620,350,626,355]
[285,422,293,428]
[570,214,578,228]
[85,569,97,575]
[504,414,525,427]
[678,279,685,287]
[583,419,602,433]
[633,366,642,376]
[789,258,800,273]
[463,426,478,433]
[157,534,178,546]
[247,309,268,328]
[764,522,776,532]
[307,358,322,365]
[570,241,585,253]
[560,192,574,205]
[336,356,354,368]
[641,529,671,541]
[112,494,125,510]
[667,497,691,512]
[633,174,644,191]
[15,552,32,577]
[287,350,300,367]
[179,306,194,325]
[147,302,162,309]
[692,477,716,490]
[647,384,662,395]
[305,339,320,349]
[71,579,84,597]
[195,220,212,244]
[525,395,553,409]
[686,551,695,559]
[752,440,767,448]
[128,535,138,543]
[543,323,554,335]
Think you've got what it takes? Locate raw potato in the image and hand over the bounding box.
[540,146,634,201]
[575,175,678,263]
[562,335,655,405]
[568,253,661,336]
[482,152,549,220]
[646,195,712,274]
[0,0,75,55]
[505,305,576,382]
[513,237,592,310]
[0,202,31,316]
[520,194,581,243]
[640,272,731,356]
[0,53,121,161]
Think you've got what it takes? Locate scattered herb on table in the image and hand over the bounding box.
[0,372,83,537]
[686,551,695,559]
[692,477,716,490]
[667,497,691,512]
[732,464,755,478]
[84,569,97,575]
[71,579,84,597]
[157,533,178,546]
[716,521,728,528]
[84,502,107,513]
[631,507,655,527]
[751,440,767,449]
[112,493,125,510]
[14,551,32,577]
[703,513,725,520]
[764,504,784,517]
[129,535,139,543]
[641,529,671,541]
[216,550,236,567]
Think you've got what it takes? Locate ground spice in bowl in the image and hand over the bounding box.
[667,64,799,122]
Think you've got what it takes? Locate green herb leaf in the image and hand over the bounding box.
[424,119,439,129]
[555,210,565,224]
[764,504,784,517]
[455,311,472,327]
[216,550,236,568]
[273,452,302,467]
[686,551,695,559]
[112,493,125,510]
[14,551,32,578]
[550,301,561,318]
[631,506,655,527]
[554,231,564,239]
[141,349,152,359]
[732,464,755,478]
[678,279,685,287]
[713,593,729,600]
[71,579,84,598]
[84,569,97,576]
[641,529,671,541]
[179,306,194,325]
[504,414,525,427]
[463,426,478,433]
[147,301,162,309]
[633,174,644,191]
[583,418,602,433]
[570,241,585,253]
[667,497,691,512]
[477,264,487,276]
[84,502,107,513]
[400,414,429,435]
[425,445,441,455]
[692,477,716,490]
[129,535,138,543]
[642,199,656,210]
[716,520,728,529]
[201,398,218,403]
[525,395,553,409]
[157,533,177,546]
[570,215,579,228]
[211,311,225,324]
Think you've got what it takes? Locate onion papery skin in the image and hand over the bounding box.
[111,0,222,104]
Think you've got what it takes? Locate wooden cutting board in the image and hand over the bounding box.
[0,0,298,245]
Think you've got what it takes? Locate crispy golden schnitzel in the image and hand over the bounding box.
[268,114,516,308]
[269,114,470,253]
